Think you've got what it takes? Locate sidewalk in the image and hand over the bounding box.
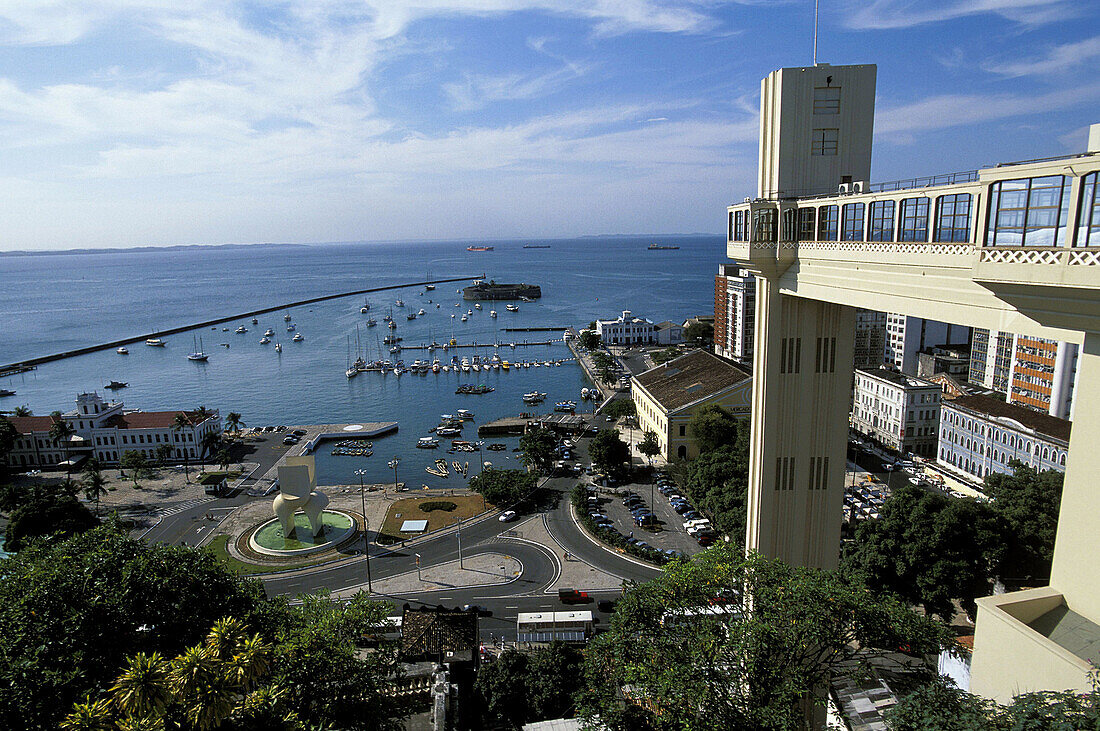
[509,515,624,592]
[333,553,522,598]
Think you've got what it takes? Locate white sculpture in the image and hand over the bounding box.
[273,456,329,538]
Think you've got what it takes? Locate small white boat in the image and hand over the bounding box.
[461,314,468,322]
[346,367,358,379]
[260,337,270,344]
[418,308,426,316]
[506,304,519,312]
[287,324,296,332]
[264,328,274,337]
[251,317,258,325]
[457,409,473,420]
[284,313,292,321]
[292,333,304,342]
[432,359,441,373]
[474,303,482,310]
[116,347,128,354]
[417,437,439,449]
[490,310,497,318]
[395,299,405,307]
[274,343,282,352]
[235,326,247,334]
[145,338,165,347]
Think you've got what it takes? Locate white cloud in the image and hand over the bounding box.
[985,34,1100,77]
[844,0,1076,30]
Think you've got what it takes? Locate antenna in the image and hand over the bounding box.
[813,0,820,65]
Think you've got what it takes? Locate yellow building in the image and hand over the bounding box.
[631,349,751,461]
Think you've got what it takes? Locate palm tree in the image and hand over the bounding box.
[224,412,245,439]
[12,405,31,417]
[170,644,236,731]
[200,432,222,473]
[82,461,109,516]
[172,412,193,483]
[155,443,173,467]
[216,448,232,475]
[49,412,76,476]
[110,652,170,719]
[59,697,113,731]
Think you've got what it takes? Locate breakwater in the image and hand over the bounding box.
[500,327,569,332]
[1,274,482,372]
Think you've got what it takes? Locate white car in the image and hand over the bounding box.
[498,510,517,522]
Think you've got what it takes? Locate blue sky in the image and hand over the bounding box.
[0,0,1098,250]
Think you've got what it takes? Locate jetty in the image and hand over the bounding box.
[0,275,483,373]
[500,327,569,332]
[398,339,559,351]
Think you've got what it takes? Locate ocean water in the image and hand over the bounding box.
[2,236,724,484]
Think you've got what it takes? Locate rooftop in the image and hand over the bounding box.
[633,350,750,413]
[856,368,938,390]
[102,409,216,430]
[948,394,1071,443]
[8,414,61,434]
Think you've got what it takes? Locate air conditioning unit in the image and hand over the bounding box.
[837,183,851,194]
[852,180,867,193]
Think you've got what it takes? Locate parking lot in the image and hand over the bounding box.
[582,472,712,558]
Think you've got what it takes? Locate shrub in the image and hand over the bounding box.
[419,500,458,512]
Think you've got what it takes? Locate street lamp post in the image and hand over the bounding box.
[388,457,400,496]
[354,468,372,593]
[455,517,463,569]
[415,553,422,581]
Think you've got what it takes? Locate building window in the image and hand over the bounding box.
[868,200,895,241]
[798,208,816,240]
[987,175,1072,246]
[1078,171,1100,247]
[782,208,797,242]
[679,425,686,437]
[899,197,930,242]
[813,86,840,115]
[934,193,972,242]
[753,209,777,242]
[841,203,865,241]
[817,205,839,240]
[811,128,838,156]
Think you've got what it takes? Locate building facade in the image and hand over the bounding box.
[853,309,887,370]
[631,349,751,461]
[917,343,971,380]
[595,310,655,346]
[654,321,684,345]
[713,264,756,364]
[851,368,942,457]
[969,329,1079,419]
[938,394,1069,482]
[884,314,969,375]
[970,328,1015,393]
[5,392,221,469]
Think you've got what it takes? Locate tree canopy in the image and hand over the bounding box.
[603,399,636,419]
[578,545,953,731]
[475,641,584,727]
[688,404,741,455]
[0,415,16,474]
[638,431,661,463]
[843,485,1008,621]
[683,321,713,346]
[519,427,558,473]
[468,468,538,507]
[677,439,750,542]
[984,461,1063,587]
[0,478,98,552]
[588,429,630,477]
[579,331,601,350]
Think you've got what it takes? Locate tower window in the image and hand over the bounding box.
[813,86,840,115]
[811,128,838,156]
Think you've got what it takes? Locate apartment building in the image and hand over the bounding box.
[713,264,756,364]
[851,368,942,457]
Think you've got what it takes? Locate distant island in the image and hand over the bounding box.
[0,242,312,258]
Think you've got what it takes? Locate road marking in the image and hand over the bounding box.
[505,605,518,609]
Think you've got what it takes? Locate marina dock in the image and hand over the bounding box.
[398,339,560,351]
[477,416,531,437]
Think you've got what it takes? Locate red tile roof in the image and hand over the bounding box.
[103,410,210,430]
[8,414,60,434]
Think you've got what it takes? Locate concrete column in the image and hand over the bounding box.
[745,278,856,569]
[1049,331,1100,617]
[1049,341,1077,420]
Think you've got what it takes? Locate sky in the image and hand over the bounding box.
[0,0,1098,251]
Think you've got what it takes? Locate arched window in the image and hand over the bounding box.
[1060,453,1066,465]
[1042,447,1049,461]
[677,445,687,460]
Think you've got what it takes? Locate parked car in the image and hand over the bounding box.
[558,588,591,604]
[498,510,517,522]
[282,435,299,445]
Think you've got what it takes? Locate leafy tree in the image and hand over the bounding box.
[468,468,538,507]
[688,403,740,454]
[984,461,1063,587]
[678,438,751,541]
[519,427,558,473]
[172,412,193,482]
[200,431,222,472]
[475,642,584,727]
[1,479,98,552]
[578,545,954,731]
[49,412,77,475]
[12,405,32,417]
[886,675,1100,730]
[579,331,601,350]
[154,443,174,467]
[588,429,630,477]
[82,460,109,516]
[0,523,268,730]
[638,430,661,463]
[216,448,233,474]
[0,415,16,472]
[844,485,1009,621]
[119,450,149,488]
[604,399,636,419]
[592,352,617,371]
[683,320,713,346]
[651,347,681,366]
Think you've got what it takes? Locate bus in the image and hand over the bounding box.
[517,611,594,643]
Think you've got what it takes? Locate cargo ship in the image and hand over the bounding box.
[647,243,680,250]
[463,281,542,301]
[466,245,494,252]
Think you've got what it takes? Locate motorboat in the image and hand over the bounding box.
[506,304,519,312]
[235,326,247,334]
[490,310,497,318]
[366,317,377,327]
[417,437,440,448]
[292,333,304,342]
[460,314,468,322]
[104,381,128,390]
[407,312,417,320]
[284,313,292,321]
[418,308,426,316]
[474,303,481,310]
[361,299,371,313]
[395,299,405,307]
[457,409,473,420]
[264,328,274,336]
[187,336,209,361]
[388,321,397,329]
[502,361,510,370]
[145,338,165,347]
[346,366,358,379]
[251,317,258,324]
[116,347,128,354]
[260,337,270,344]
[432,359,441,373]
[286,324,296,332]
[274,343,282,352]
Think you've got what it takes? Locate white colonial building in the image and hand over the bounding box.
[938,394,1069,483]
[595,310,655,346]
[713,264,756,364]
[851,368,941,457]
[5,392,221,469]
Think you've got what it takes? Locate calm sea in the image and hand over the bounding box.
[2,236,723,484]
